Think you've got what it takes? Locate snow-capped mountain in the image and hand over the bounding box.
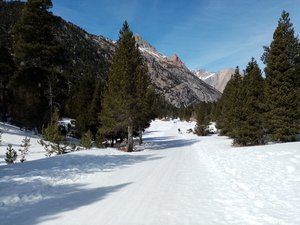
[135,35,221,107]
[191,68,235,93]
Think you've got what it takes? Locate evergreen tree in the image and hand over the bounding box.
[295,44,300,130]
[195,102,214,136]
[217,67,243,136]
[5,144,17,164]
[262,11,299,142]
[12,0,65,129]
[233,58,265,146]
[0,47,14,121]
[80,130,93,149]
[87,79,103,137]
[39,108,65,156]
[99,21,152,151]
[0,1,17,121]
[196,102,211,126]
[133,55,156,144]
[18,136,30,162]
[73,73,96,137]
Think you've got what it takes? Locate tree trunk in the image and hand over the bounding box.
[139,125,143,145]
[127,125,133,152]
[110,135,114,147]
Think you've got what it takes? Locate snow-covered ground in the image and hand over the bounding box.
[0,119,300,225]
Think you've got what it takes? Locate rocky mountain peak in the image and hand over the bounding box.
[166,54,187,69]
[191,68,235,93]
[134,35,157,53]
[137,38,221,107]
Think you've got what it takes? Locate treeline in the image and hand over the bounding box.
[194,11,300,146]
[0,0,173,152]
[0,0,109,134]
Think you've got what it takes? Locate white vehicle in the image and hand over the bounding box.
[208,122,217,134]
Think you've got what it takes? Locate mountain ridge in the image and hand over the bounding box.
[191,68,235,93]
[1,1,221,108]
[134,35,221,107]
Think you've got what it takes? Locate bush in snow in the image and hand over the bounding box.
[5,144,17,164]
[80,130,93,149]
[39,109,66,156]
[18,137,30,163]
[194,124,209,136]
[96,130,106,148]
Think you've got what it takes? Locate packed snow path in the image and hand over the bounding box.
[0,120,300,225]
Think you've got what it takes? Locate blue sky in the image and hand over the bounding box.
[51,0,300,72]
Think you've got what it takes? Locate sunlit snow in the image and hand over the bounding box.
[1,120,299,225]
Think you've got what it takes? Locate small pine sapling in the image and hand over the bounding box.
[5,144,17,164]
[80,130,93,149]
[96,130,106,148]
[39,108,65,156]
[19,137,30,162]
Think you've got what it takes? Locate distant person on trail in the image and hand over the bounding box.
[178,128,181,134]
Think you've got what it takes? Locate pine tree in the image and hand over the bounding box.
[19,137,30,162]
[295,45,300,129]
[73,73,96,137]
[132,51,156,144]
[12,0,65,129]
[0,46,15,122]
[39,108,65,156]
[233,58,265,146]
[99,21,151,151]
[87,79,103,137]
[217,67,243,137]
[262,11,299,142]
[5,144,17,164]
[80,130,93,149]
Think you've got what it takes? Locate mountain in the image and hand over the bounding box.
[191,68,235,93]
[0,1,221,108]
[135,35,221,107]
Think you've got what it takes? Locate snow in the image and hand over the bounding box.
[1,119,300,225]
[201,72,217,80]
[139,47,166,59]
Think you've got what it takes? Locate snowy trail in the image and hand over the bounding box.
[1,120,300,225]
[59,121,207,225]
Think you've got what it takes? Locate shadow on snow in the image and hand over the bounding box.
[0,153,161,225]
[144,136,199,150]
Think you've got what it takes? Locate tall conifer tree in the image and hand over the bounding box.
[99,21,150,151]
[295,44,300,129]
[0,47,14,121]
[217,67,243,137]
[12,0,65,128]
[87,79,103,137]
[262,11,299,142]
[73,73,95,136]
[233,58,265,145]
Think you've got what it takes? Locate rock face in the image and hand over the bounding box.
[53,21,115,83]
[135,35,221,107]
[191,68,235,93]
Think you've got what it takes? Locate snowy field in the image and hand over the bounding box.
[0,119,300,225]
